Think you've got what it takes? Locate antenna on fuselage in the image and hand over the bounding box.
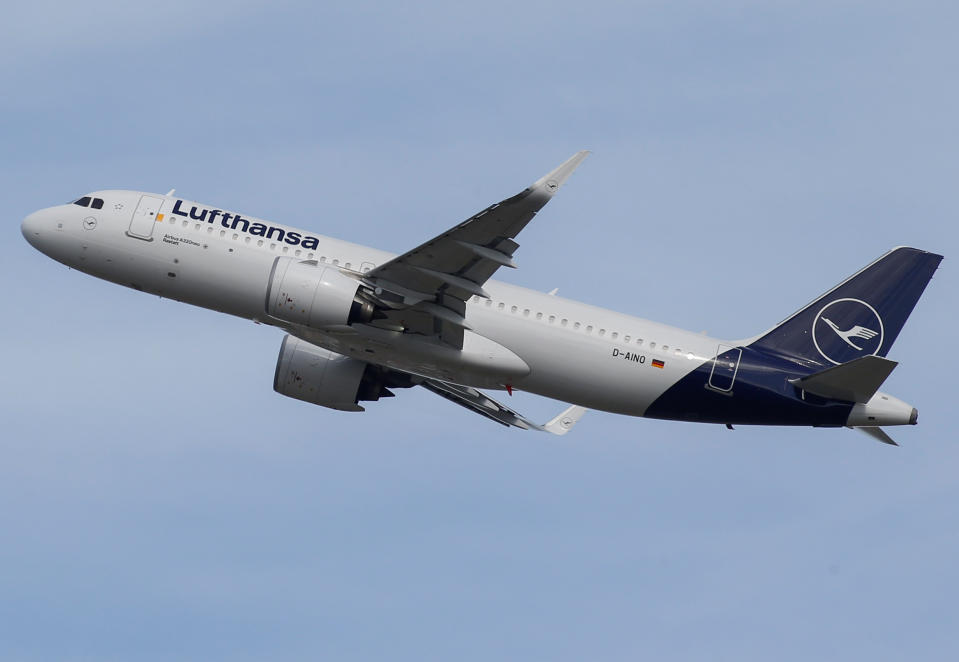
[165,188,176,196]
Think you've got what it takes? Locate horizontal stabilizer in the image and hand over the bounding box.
[789,355,898,403]
[855,426,898,446]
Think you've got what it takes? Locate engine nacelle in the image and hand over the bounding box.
[266,257,372,328]
[274,335,406,412]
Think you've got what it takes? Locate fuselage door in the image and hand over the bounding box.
[708,344,742,392]
[127,195,164,240]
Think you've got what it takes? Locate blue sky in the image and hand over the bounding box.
[3,1,958,659]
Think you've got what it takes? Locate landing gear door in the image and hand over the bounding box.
[127,194,164,240]
[708,344,742,392]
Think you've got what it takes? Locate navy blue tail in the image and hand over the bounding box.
[750,247,942,367]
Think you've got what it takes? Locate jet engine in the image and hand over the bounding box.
[266,257,375,328]
[273,335,414,412]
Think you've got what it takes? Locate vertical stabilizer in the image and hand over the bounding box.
[750,247,942,367]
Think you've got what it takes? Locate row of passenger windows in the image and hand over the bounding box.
[157,214,686,356]
[158,215,371,271]
[73,196,104,209]
[476,296,693,358]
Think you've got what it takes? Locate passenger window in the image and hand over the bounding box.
[599,329,606,336]
[91,198,104,209]
[498,303,505,310]
[624,335,630,342]
[73,197,91,207]
[257,240,264,247]
[536,312,543,320]
[549,315,556,323]
[586,325,593,333]
[649,342,656,349]
[523,309,530,317]
[511,306,517,314]
[611,332,618,339]
[485,299,492,307]
[574,322,581,329]
[561,319,568,327]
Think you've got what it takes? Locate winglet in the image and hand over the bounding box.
[543,405,588,436]
[531,150,590,196]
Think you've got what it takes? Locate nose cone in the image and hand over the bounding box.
[21,210,44,249]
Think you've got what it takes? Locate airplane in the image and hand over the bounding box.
[21,152,943,445]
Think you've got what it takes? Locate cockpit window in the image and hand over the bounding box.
[73,196,91,207]
[91,198,104,209]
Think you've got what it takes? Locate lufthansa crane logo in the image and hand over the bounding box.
[812,298,884,365]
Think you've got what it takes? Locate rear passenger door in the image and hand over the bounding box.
[708,344,742,392]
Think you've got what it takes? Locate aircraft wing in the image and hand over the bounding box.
[420,378,586,435]
[361,151,589,347]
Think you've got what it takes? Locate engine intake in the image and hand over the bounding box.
[266,257,373,328]
[273,335,413,412]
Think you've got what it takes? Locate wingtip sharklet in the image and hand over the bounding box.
[532,150,590,195]
[543,404,588,436]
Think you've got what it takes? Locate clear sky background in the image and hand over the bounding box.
[3,1,957,660]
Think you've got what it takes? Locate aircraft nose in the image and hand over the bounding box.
[21,210,44,248]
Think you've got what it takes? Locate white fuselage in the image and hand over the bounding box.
[22,190,724,416]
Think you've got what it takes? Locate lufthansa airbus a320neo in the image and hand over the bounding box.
[22,152,942,444]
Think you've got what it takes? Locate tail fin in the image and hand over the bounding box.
[750,247,942,366]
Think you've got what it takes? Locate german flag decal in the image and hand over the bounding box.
[651,359,665,369]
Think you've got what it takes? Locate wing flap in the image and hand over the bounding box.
[421,379,586,435]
